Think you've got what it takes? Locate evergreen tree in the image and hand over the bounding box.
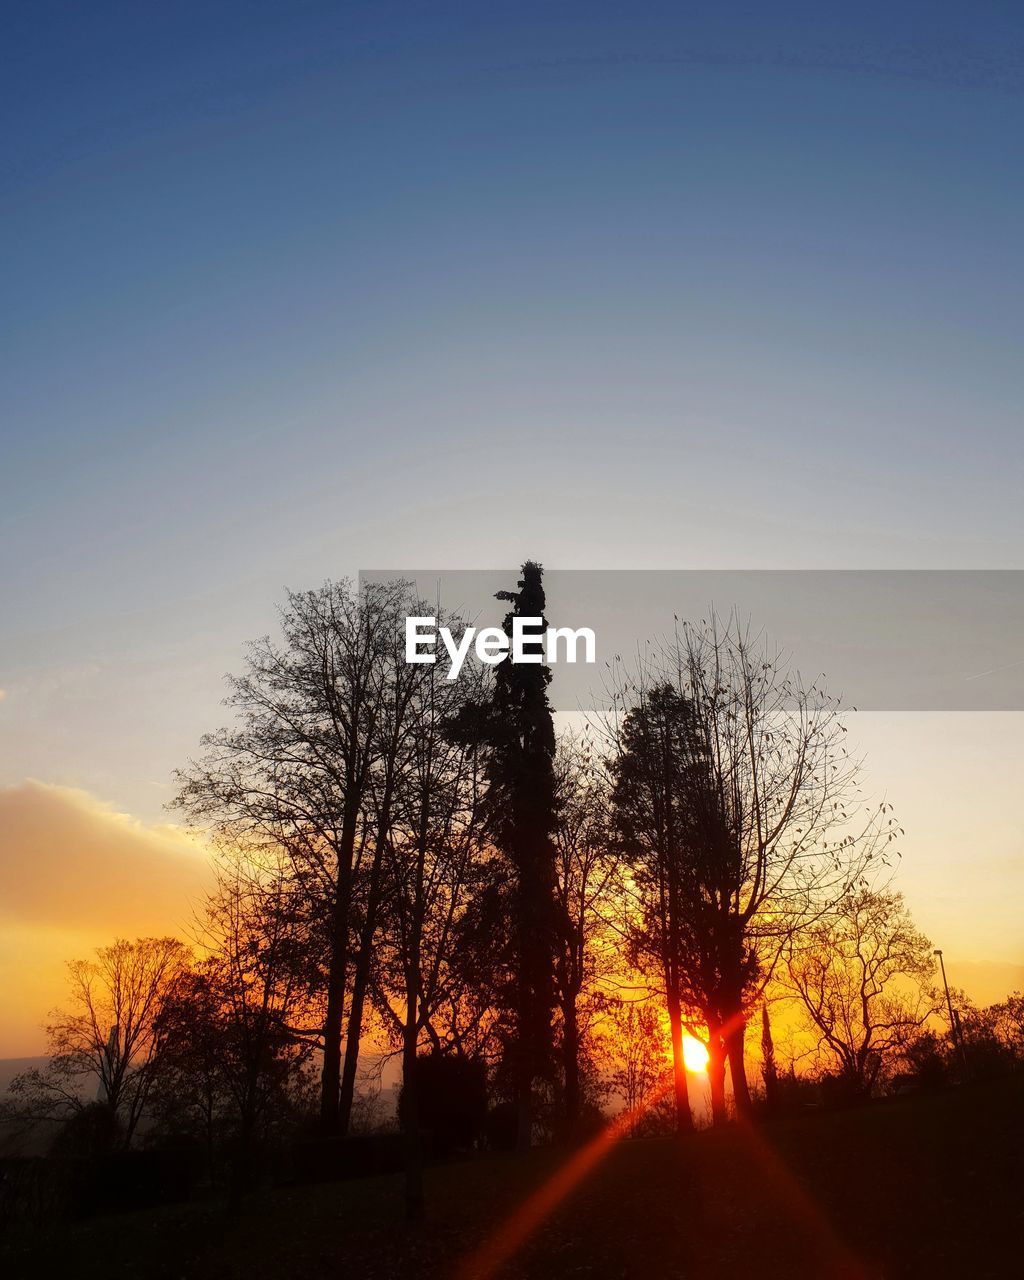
[761,1002,779,1111]
[448,561,559,1148]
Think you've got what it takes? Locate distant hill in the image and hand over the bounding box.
[0,1056,49,1095]
[0,1056,52,1155]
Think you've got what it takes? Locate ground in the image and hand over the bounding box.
[3,1077,1022,1279]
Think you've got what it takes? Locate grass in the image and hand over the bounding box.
[4,1076,1022,1279]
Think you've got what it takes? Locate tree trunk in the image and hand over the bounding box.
[341,768,402,1131]
[515,1093,533,1152]
[338,961,367,1135]
[666,995,694,1134]
[707,1025,728,1126]
[338,835,388,1132]
[726,1018,752,1118]
[319,929,347,1135]
[514,970,534,1151]
[402,995,424,1224]
[562,998,581,1138]
[514,843,552,1152]
[320,810,358,1135]
[761,1003,779,1112]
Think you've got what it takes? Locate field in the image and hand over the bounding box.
[4,1077,1021,1279]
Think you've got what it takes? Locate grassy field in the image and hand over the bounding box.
[4,1077,1021,1279]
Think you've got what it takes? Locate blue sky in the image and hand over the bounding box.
[2,4,1024,998]
[6,6,1024,613]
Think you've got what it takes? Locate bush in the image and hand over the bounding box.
[49,1102,121,1160]
[0,1145,203,1231]
[399,1053,488,1157]
[816,1073,870,1109]
[484,1101,518,1152]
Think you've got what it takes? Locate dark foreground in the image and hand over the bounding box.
[4,1077,1022,1279]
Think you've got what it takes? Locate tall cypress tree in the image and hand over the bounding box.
[449,561,559,1148]
[761,1002,779,1111]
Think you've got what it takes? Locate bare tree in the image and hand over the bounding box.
[6,937,188,1147]
[992,993,1024,1060]
[760,1001,779,1109]
[785,888,937,1094]
[154,846,316,1180]
[552,734,620,1137]
[606,613,897,1122]
[174,578,422,1136]
[372,644,490,1221]
[598,1000,673,1138]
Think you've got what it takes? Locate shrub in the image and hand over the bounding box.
[400,1053,488,1157]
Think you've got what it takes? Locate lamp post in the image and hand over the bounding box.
[934,948,968,1078]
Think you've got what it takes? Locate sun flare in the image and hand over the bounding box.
[682,1034,710,1073]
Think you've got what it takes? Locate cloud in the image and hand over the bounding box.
[0,780,209,936]
[0,782,212,1056]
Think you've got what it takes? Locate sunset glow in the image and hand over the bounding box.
[682,1034,710,1074]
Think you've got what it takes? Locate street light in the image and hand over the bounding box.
[934,948,968,1078]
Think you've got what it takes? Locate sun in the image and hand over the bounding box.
[682,1034,710,1073]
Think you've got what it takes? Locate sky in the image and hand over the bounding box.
[2,2,1024,1054]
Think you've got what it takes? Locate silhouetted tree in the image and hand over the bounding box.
[761,1002,779,1110]
[372,637,490,1221]
[174,579,421,1136]
[5,937,189,1148]
[599,1000,674,1137]
[785,888,936,1095]
[608,615,896,1122]
[552,735,618,1137]
[992,992,1024,1061]
[399,1052,488,1158]
[608,686,698,1130]
[446,562,559,1149]
[419,858,509,1064]
[153,849,315,1188]
[946,988,1024,1080]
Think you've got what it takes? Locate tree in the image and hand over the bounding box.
[785,888,937,1095]
[372,634,490,1221]
[608,686,702,1130]
[174,578,421,1136]
[760,1002,779,1110]
[608,615,895,1122]
[152,847,315,1183]
[399,1052,488,1158]
[992,992,1024,1061]
[599,1000,674,1138]
[446,561,560,1149]
[552,735,618,1137]
[6,937,189,1148]
[939,989,1024,1080]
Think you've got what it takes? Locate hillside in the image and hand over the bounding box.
[3,1076,1022,1279]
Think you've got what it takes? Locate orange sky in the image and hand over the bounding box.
[2,712,1023,1058]
[0,781,209,1057]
